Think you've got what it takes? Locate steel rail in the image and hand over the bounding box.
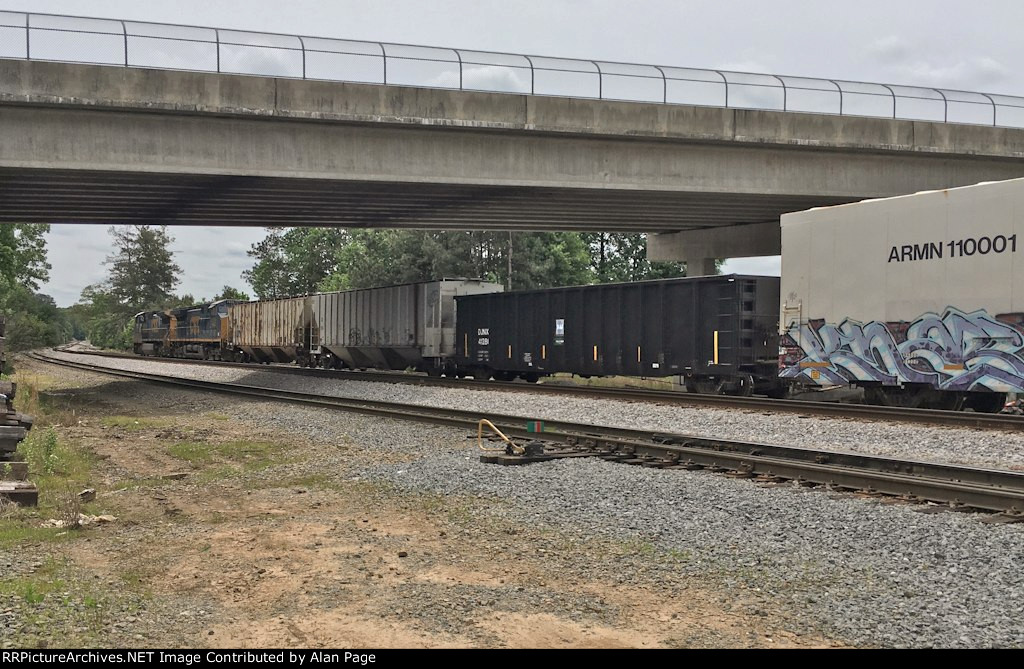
[28,351,1024,514]
[52,349,1024,431]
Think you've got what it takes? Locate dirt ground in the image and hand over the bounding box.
[0,356,842,648]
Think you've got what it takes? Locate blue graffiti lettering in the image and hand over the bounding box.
[780,308,1024,392]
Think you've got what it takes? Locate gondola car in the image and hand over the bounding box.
[454,274,781,394]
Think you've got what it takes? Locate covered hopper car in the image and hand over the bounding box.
[309,279,504,373]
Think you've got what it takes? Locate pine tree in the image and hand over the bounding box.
[105,226,181,310]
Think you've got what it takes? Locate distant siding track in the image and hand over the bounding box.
[31,351,1024,516]
[55,348,1024,431]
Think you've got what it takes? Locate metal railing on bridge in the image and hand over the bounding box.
[2,10,1023,128]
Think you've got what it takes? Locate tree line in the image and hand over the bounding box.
[243,228,692,299]
[2,224,706,354]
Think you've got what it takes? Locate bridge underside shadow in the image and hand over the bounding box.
[0,168,851,232]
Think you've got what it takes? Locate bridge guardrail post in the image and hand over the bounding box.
[934,89,948,123]
[881,84,896,118]
[980,93,997,126]
[713,70,728,107]
[523,55,534,95]
[772,75,787,111]
[121,20,128,67]
[654,65,667,104]
[828,80,842,115]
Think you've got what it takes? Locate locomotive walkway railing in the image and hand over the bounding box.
[2,10,1024,128]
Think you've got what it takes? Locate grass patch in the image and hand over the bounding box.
[166,441,217,465]
[5,375,100,533]
[101,416,170,431]
[0,565,66,604]
[111,477,168,492]
[0,524,72,549]
[17,426,96,490]
[166,439,289,485]
[12,372,90,426]
[205,412,232,421]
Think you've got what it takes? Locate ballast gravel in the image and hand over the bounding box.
[48,351,1024,471]
[363,455,1024,649]
[30,355,1024,647]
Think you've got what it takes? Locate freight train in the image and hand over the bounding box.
[133,275,781,392]
[133,177,1024,412]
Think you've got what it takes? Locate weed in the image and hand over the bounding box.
[54,485,82,529]
[18,426,58,475]
[0,495,19,520]
[20,583,45,604]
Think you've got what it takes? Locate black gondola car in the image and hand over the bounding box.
[455,274,781,394]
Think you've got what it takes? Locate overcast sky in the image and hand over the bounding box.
[6,0,1024,305]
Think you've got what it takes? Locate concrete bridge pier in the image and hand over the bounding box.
[647,221,781,276]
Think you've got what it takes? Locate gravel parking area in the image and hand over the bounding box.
[47,350,1024,471]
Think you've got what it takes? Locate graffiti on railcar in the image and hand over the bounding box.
[780,308,1024,392]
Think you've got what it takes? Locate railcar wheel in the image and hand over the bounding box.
[521,373,540,384]
[725,373,755,397]
[472,368,493,381]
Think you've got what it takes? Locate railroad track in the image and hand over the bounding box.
[30,350,1024,516]
[52,347,1024,431]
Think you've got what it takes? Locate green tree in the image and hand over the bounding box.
[214,285,250,302]
[78,284,133,350]
[106,226,181,308]
[2,288,66,351]
[320,229,592,292]
[78,226,182,350]
[0,224,61,355]
[0,223,51,291]
[243,227,347,298]
[582,233,691,283]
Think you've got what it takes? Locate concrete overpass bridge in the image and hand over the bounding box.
[3,12,1024,272]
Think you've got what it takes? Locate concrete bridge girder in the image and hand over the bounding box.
[3,60,1024,272]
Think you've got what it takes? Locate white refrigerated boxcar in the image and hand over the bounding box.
[779,177,1024,412]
